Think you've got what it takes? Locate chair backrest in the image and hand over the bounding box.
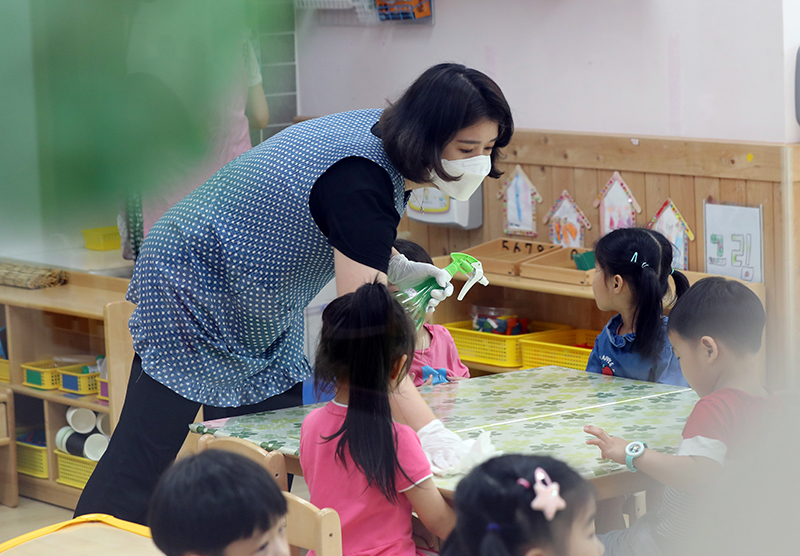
[196,434,288,491]
[283,491,342,556]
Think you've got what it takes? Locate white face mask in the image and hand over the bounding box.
[429,155,491,201]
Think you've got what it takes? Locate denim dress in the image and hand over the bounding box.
[127,109,407,406]
[585,314,688,387]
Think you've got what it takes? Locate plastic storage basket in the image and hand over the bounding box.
[97,378,109,401]
[0,358,9,382]
[56,450,98,489]
[17,441,48,478]
[59,370,99,395]
[22,360,84,390]
[82,226,121,251]
[520,329,601,370]
[444,320,572,367]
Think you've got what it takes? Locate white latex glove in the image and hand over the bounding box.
[416,418,468,473]
[388,254,454,312]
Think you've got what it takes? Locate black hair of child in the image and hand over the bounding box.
[668,276,765,354]
[441,454,594,556]
[148,450,287,556]
[393,238,434,265]
[594,227,689,361]
[379,62,514,184]
[314,281,416,503]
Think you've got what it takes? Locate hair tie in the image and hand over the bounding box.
[518,469,566,521]
[641,262,649,269]
[486,523,501,532]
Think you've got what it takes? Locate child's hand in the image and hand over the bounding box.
[584,425,628,465]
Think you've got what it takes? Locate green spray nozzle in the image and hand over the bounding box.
[444,252,490,300]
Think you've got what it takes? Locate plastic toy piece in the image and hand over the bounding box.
[420,365,448,385]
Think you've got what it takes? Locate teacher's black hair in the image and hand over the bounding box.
[441,454,595,556]
[594,227,689,362]
[379,62,514,184]
[314,282,416,503]
[148,450,287,556]
[668,277,765,354]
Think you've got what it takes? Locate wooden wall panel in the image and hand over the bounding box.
[692,177,720,274]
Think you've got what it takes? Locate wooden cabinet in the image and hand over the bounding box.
[0,272,134,509]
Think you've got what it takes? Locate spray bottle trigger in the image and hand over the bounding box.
[457,261,490,301]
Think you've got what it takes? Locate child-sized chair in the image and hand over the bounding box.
[197,433,288,490]
[196,433,342,556]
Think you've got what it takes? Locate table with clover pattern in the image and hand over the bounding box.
[190,366,697,498]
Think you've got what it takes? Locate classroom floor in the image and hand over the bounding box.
[0,477,312,545]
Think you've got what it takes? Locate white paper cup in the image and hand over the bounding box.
[66,407,97,434]
[83,433,109,461]
[96,413,111,437]
[55,426,75,452]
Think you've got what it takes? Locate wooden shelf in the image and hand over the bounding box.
[463,361,523,375]
[0,283,126,320]
[432,255,594,299]
[18,473,81,509]
[9,384,110,413]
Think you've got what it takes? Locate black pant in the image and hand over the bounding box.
[74,354,303,524]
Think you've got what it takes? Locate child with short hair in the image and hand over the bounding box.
[441,454,604,556]
[585,277,773,556]
[300,282,456,555]
[587,228,690,386]
[148,450,289,556]
[393,239,470,386]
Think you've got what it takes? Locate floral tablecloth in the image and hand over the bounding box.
[190,366,697,490]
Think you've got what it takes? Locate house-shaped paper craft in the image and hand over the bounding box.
[647,198,695,270]
[544,190,592,248]
[593,171,642,236]
[501,165,543,237]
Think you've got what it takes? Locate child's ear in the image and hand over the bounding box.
[390,354,408,381]
[612,274,624,292]
[700,335,719,363]
[523,547,551,556]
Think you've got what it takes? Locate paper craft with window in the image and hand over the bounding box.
[647,198,694,270]
[594,171,641,236]
[544,190,591,248]
[500,165,543,237]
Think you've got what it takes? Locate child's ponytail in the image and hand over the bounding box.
[595,227,684,361]
[314,282,415,503]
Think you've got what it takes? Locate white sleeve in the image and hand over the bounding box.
[244,39,262,87]
[677,435,728,466]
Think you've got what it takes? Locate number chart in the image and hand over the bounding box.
[703,202,764,283]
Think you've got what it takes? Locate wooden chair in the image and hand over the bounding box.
[196,434,342,556]
[196,433,288,491]
[283,491,343,556]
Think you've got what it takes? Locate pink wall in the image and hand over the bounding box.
[297,0,798,143]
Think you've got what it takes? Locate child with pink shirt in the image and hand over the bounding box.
[393,239,470,387]
[300,282,456,556]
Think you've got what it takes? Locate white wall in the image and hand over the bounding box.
[297,0,799,143]
[784,0,800,142]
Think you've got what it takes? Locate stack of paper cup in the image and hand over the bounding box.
[57,407,110,461]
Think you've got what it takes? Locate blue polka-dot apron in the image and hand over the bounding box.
[127,109,407,406]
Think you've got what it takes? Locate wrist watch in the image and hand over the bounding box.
[625,441,648,472]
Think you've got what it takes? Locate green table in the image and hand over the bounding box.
[190,366,697,498]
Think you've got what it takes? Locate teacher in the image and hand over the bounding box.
[75,63,514,523]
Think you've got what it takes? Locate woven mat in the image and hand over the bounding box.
[0,263,68,289]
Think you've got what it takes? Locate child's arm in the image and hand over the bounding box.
[404,477,456,540]
[584,425,721,491]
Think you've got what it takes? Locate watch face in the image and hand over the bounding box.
[627,442,644,456]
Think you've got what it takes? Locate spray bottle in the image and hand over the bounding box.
[394,252,490,330]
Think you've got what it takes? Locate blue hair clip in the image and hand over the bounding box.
[487,523,501,532]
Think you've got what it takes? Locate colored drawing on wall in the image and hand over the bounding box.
[594,171,642,236]
[502,165,543,237]
[703,202,763,283]
[408,187,450,214]
[647,198,695,270]
[544,190,591,248]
